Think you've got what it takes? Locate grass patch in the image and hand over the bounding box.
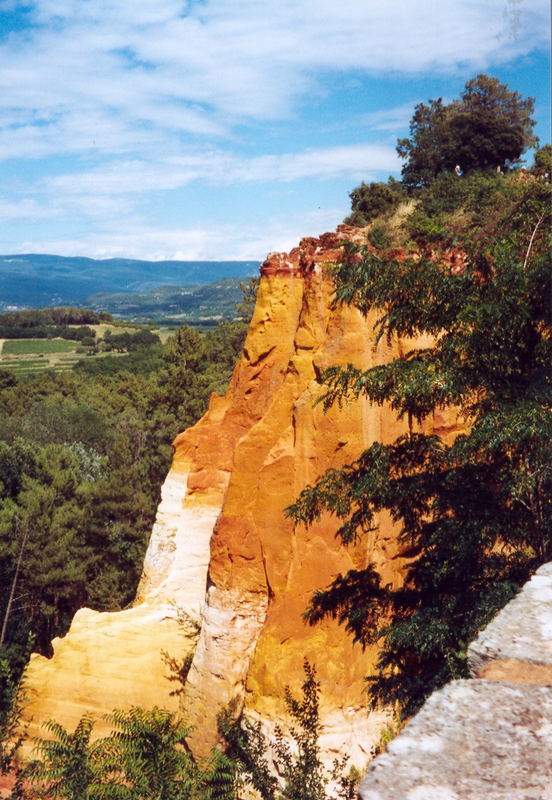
[3,339,76,355]
[2,359,44,367]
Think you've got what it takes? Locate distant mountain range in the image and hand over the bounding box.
[0,254,259,311]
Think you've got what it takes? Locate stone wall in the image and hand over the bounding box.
[359,563,552,799]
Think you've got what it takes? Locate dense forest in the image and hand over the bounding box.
[0,314,251,692]
[0,308,112,343]
[0,75,550,798]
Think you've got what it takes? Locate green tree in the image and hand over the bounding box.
[0,443,92,654]
[397,74,537,188]
[158,326,211,429]
[532,143,552,178]
[220,661,357,800]
[235,277,260,323]
[21,399,110,452]
[0,660,27,796]
[30,709,199,800]
[28,714,98,800]
[92,707,197,800]
[344,178,405,227]
[197,749,242,800]
[288,183,551,716]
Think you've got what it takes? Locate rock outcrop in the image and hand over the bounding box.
[23,226,461,765]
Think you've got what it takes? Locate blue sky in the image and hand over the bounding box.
[0,0,550,261]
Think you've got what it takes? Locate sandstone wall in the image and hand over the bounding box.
[23,226,461,766]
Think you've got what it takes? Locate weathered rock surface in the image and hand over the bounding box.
[359,679,552,800]
[468,562,552,683]
[23,449,217,743]
[359,561,552,798]
[23,226,461,764]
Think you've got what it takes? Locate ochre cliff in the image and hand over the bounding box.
[23,226,461,765]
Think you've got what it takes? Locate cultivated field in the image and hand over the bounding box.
[3,339,76,355]
[0,324,172,375]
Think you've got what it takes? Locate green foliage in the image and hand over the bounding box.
[344,178,405,227]
[28,715,98,800]
[74,348,165,377]
[161,609,201,698]
[198,749,242,800]
[368,225,390,250]
[92,707,197,799]
[235,277,260,323]
[369,719,402,759]
[28,707,239,800]
[0,308,107,334]
[159,322,246,428]
[397,74,537,188]
[403,167,528,239]
[0,659,27,792]
[28,708,200,799]
[0,316,246,674]
[0,309,105,327]
[288,182,551,716]
[0,450,92,653]
[220,661,358,800]
[102,329,161,353]
[532,143,552,177]
[410,169,500,221]
[21,400,110,451]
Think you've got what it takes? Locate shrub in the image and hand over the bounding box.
[344,179,405,227]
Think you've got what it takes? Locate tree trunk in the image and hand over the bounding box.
[0,521,28,648]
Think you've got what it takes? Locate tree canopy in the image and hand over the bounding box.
[0,317,248,687]
[289,177,551,716]
[344,178,405,228]
[397,74,537,188]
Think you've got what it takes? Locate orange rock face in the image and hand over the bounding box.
[23,226,461,767]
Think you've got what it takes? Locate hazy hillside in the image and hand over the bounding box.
[0,254,259,310]
[85,277,248,322]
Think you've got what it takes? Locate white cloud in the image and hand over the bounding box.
[0,198,60,221]
[359,103,423,133]
[7,205,348,261]
[0,0,548,261]
[0,0,548,161]
[0,142,397,257]
[43,143,399,197]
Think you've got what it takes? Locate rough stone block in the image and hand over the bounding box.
[468,563,552,683]
[359,680,552,800]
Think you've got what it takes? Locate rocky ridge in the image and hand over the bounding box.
[23,226,462,766]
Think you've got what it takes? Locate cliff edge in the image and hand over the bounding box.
[23,226,461,765]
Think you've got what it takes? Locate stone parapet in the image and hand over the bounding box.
[359,562,552,799]
[359,680,552,800]
[468,562,552,683]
